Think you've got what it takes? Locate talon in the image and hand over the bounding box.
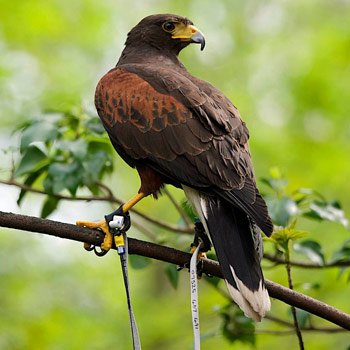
[76,219,114,253]
[187,220,211,278]
[76,206,132,256]
[84,243,94,251]
[196,259,204,278]
[199,251,207,260]
[190,245,207,260]
[94,246,108,257]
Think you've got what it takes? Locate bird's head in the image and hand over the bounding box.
[125,14,205,55]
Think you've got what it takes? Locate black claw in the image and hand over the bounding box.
[84,205,132,257]
[84,244,94,252]
[94,246,108,257]
[196,259,204,278]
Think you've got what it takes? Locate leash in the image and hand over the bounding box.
[107,212,203,350]
[110,215,141,350]
[190,242,202,350]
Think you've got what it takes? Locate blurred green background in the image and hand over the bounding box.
[0,0,349,349]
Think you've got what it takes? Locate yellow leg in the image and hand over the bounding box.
[76,192,147,253]
[122,192,146,212]
[76,219,113,251]
[190,245,207,259]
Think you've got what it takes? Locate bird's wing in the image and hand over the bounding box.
[95,65,272,235]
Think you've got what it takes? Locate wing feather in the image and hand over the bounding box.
[95,65,272,235]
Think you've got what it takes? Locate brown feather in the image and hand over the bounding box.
[94,16,272,235]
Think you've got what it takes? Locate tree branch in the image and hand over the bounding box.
[0,178,193,234]
[5,179,350,269]
[0,210,350,331]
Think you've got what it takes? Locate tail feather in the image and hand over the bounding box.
[183,186,270,321]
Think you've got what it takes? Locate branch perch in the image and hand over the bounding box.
[0,210,349,330]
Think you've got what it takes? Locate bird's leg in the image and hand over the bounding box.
[76,192,146,256]
[190,220,212,256]
[190,220,212,278]
[177,220,212,275]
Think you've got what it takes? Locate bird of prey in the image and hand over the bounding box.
[78,14,273,321]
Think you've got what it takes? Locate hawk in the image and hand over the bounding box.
[78,14,273,321]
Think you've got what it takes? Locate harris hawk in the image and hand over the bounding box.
[78,14,273,321]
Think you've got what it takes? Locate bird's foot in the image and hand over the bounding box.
[190,245,207,259]
[191,220,212,256]
[191,220,212,278]
[177,220,212,276]
[76,205,131,256]
[189,244,207,279]
[76,219,112,256]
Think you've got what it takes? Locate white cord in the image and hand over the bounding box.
[190,243,202,350]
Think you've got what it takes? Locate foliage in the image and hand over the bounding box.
[1,1,350,349]
[14,110,113,217]
[218,304,256,345]
[263,169,350,270]
[5,110,350,348]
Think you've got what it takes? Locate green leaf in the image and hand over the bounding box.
[260,167,288,193]
[128,255,151,270]
[46,162,82,195]
[41,196,59,218]
[330,239,350,264]
[287,308,311,328]
[82,151,110,185]
[269,223,307,251]
[85,118,106,134]
[17,165,49,205]
[20,120,59,152]
[300,282,321,291]
[294,240,325,265]
[260,177,288,193]
[164,264,179,289]
[304,201,348,227]
[266,196,299,226]
[57,139,88,160]
[219,305,255,345]
[15,144,48,177]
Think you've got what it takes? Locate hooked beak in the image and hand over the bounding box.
[191,30,206,51]
[172,24,206,51]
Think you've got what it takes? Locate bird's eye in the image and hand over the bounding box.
[162,21,176,32]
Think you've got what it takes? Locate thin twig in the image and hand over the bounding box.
[257,327,347,335]
[264,253,350,269]
[265,315,347,333]
[285,245,305,349]
[256,329,296,335]
[0,178,193,234]
[265,314,295,327]
[96,181,116,198]
[163,187,192,227]
[0,210,350,330]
